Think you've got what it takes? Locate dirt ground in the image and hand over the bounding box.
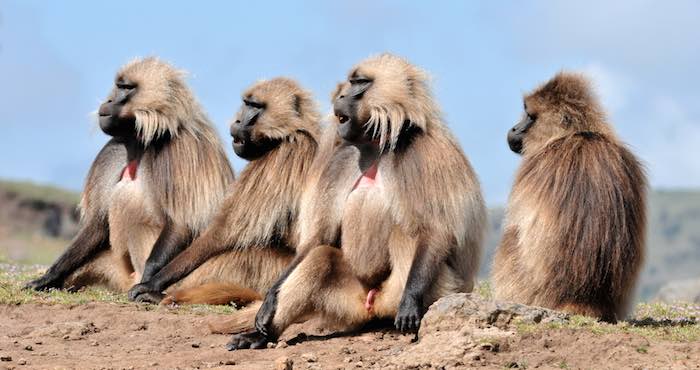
[1,302,699,370]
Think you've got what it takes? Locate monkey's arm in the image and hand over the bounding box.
[25,215,109,291]
[395,234,450,332]
[128,225,230,303]
[139,217,193,284]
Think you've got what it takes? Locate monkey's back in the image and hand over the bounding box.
[495,132,646,319]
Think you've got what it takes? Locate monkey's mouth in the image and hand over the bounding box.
[232,136,245,145]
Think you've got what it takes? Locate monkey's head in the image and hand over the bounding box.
[508,72,611,155]
[230,78,320,160]
[98,57,202,145]
[332,53,439,150]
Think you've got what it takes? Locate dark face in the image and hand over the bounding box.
[333,74,373,143]
[230,96,280,161]
[98,78,137,138]
[507,103,537,154]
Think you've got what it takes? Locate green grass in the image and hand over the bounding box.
[0,263,238,315]
[515,303,700,342]
[0,179,80,204]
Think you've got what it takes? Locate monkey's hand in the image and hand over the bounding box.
[254,290,278,337]
[128,282,164,304]
[226,330,269,350]
[24,273,63,291]
[395,295,425,332]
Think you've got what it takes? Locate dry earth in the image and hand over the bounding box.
[0,297,698,370]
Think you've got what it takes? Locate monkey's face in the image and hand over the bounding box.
[508,100,568,155]
[98,77,138,139]
[99,58,195,145]
[333,54,434,149]
[333,73,374,143]
[230,78,320,161]
[231,96,281,160]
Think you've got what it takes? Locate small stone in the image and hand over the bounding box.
[276,341,288,349]
[340,347,356,355]
[209,344,216,349]
[191,342,200,348]
[222,359,236,366]
[18,359,27,365]
[90,341,99,347]
[355,361,364,368]
[149,362,159,367]
[33,341,42,345]
[274,356,293,370]
[62,335,70,340]
[301,353,318,363]
[267,342,276,349]
[1,356,12,362]
[23,345,32,351]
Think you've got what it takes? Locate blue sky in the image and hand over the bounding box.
[1,1,698,205]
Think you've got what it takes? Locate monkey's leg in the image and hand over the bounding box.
[167,247,294,298]
[64,248,136,292]
[227,246,369,350]
[394,232,452,332]
[128,226,237,303]
[139,217,192,284]
[25,216,110,291]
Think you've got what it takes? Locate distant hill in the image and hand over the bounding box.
[1,178,698,301]
[479,189,700,301]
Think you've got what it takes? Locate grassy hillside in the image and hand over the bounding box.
[1,179,699,301]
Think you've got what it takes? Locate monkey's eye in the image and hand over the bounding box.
[350,77,372,85]
[244,99,265,109]
[116,82,136,90]
[526,112,537,121]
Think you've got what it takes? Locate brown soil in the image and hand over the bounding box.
[0,303,698,370]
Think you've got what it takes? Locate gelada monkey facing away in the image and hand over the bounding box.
[26,58,233,292]
[492,72,647,323]
[226,53,487,350]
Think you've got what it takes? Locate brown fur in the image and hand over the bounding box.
[492,72,647,322]
[162,283,261,306]
[29,58,233,293]
[243,54,486,338]
[136,78,321,306]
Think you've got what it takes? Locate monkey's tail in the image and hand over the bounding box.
[207,300,262,334]
[162,282,262,306]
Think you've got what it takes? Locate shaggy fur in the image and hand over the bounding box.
[27,57,233,292]
[130,78,321,306]
[229,54,486,342]
[492,72,647,322]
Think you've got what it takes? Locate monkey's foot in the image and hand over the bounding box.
[128,283,164,304]
[24,274,62,291]
[395,296,424,332]
[226,330,269,350]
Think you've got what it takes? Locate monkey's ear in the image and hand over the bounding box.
[293,95,302,117]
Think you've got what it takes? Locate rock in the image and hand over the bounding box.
[275,341,288,349]
[23,346,32,351]
[274,356,293,370]
[654,278,700,303]
[0,356,11,362]
[219,360,236,366]
[381,293,568,369]
[17,359,26,365]
[29,321,97,340]
[301,353,318,363]
[191,342,200,348]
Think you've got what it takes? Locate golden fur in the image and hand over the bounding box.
[492,72,647,322]
[131,78,322,306]
[32,57,233,292]
[231,54,486,340]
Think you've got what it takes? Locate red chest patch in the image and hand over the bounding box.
[121,160,139,181]
[352,162,379,190]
